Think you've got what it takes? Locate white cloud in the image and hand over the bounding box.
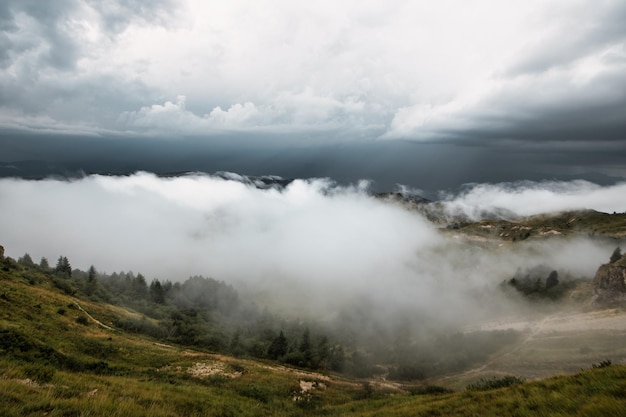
[442,180,626,219]
[119,90,373,134]
[118,95,264,133]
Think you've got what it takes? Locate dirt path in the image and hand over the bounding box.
[460,316,551,376]
[72,301,115,331]
[453,308,626,378]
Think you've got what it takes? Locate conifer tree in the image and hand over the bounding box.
[86,265,98,296]
[610,247,622,263]
[39,257,49,269]
[55,256,72,277]
[267,331,288,359]
[149,279,166,304]
[18,253,34,266]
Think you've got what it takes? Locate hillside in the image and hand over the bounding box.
[3,247,626,416]
[377,191,626,241]
[445,210,626,241]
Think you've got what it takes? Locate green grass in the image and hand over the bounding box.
[3,257,626,416]
[331,366,626,417]
[454,210,626,241]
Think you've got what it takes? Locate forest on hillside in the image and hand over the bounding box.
[2,247,544,380]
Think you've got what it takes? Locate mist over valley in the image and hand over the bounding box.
[2,172,625,385]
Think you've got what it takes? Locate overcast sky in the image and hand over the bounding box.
[1,0,625,189]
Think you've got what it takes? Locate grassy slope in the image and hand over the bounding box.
[453,210,626,241]
[2,263,626,416]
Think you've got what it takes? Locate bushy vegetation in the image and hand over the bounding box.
[501,265,582,301]
[4,246,526,380]
[3,243,626,416]
[4,249,350,373]
[466,375,525,391]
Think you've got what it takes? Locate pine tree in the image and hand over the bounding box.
[63,257,71,277]
[86,265,98,296]
[149,279,166,304]
[299,328,313,365]
[610,247,622,263]
[55,256,72,277]
[18,253,34,266]
[88,265,97,283]
[546,270,559,290]
[229,329,243,357]
[133,273,148,299]
[267,331,288,359]
[39,257,49,269]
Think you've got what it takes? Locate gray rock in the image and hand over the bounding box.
[592,254,626,306]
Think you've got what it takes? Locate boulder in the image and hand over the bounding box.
[592,253,626,306]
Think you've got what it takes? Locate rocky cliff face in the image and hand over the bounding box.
[593,252,626,306]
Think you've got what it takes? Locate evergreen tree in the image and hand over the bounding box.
[546,270,559,290]
[39,257,49,269]
[329,344,345,371]
[86,265,98,296]
[149,279,166,304]
[55,256,72,277]
[267,331,288,359]
[299,328,313,365]
[316,336,330,369]
[610,247,622,263]
[18,253,34,266]
[229,329,243,357]
[88,265,97,283]
[132,273,148,299]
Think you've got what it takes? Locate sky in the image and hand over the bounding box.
[0,0,625,190]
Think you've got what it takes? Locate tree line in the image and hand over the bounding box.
[8,251,347,373]
[4,248,525,380]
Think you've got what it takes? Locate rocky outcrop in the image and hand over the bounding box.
[592,252,626,307]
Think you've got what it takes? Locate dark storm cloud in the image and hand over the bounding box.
[0,0,179,72]
[1,131,624,194]
[387,62,626,148]
[85,0,179,33]
[0,0,179,126]
[0,0,82,71]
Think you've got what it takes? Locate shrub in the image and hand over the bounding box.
[409,385,454,395]
[592,359,612,369]
[388,364,426,381]
[75,315,89,326]
[236,384,270,403]
[24,364,55,383]
[52,278,76,295]
[467,375,525,391]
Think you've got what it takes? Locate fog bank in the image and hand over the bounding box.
[0,173,620,325]
[440,180,626,220]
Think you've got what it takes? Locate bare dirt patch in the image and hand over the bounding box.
[187,362,242,379]
[293,380,327,401]
[438,308,626,389]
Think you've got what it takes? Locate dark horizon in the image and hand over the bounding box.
[2,131,625,197]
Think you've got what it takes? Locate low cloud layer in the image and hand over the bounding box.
[0,174,621,327]
[441,180,626,219]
